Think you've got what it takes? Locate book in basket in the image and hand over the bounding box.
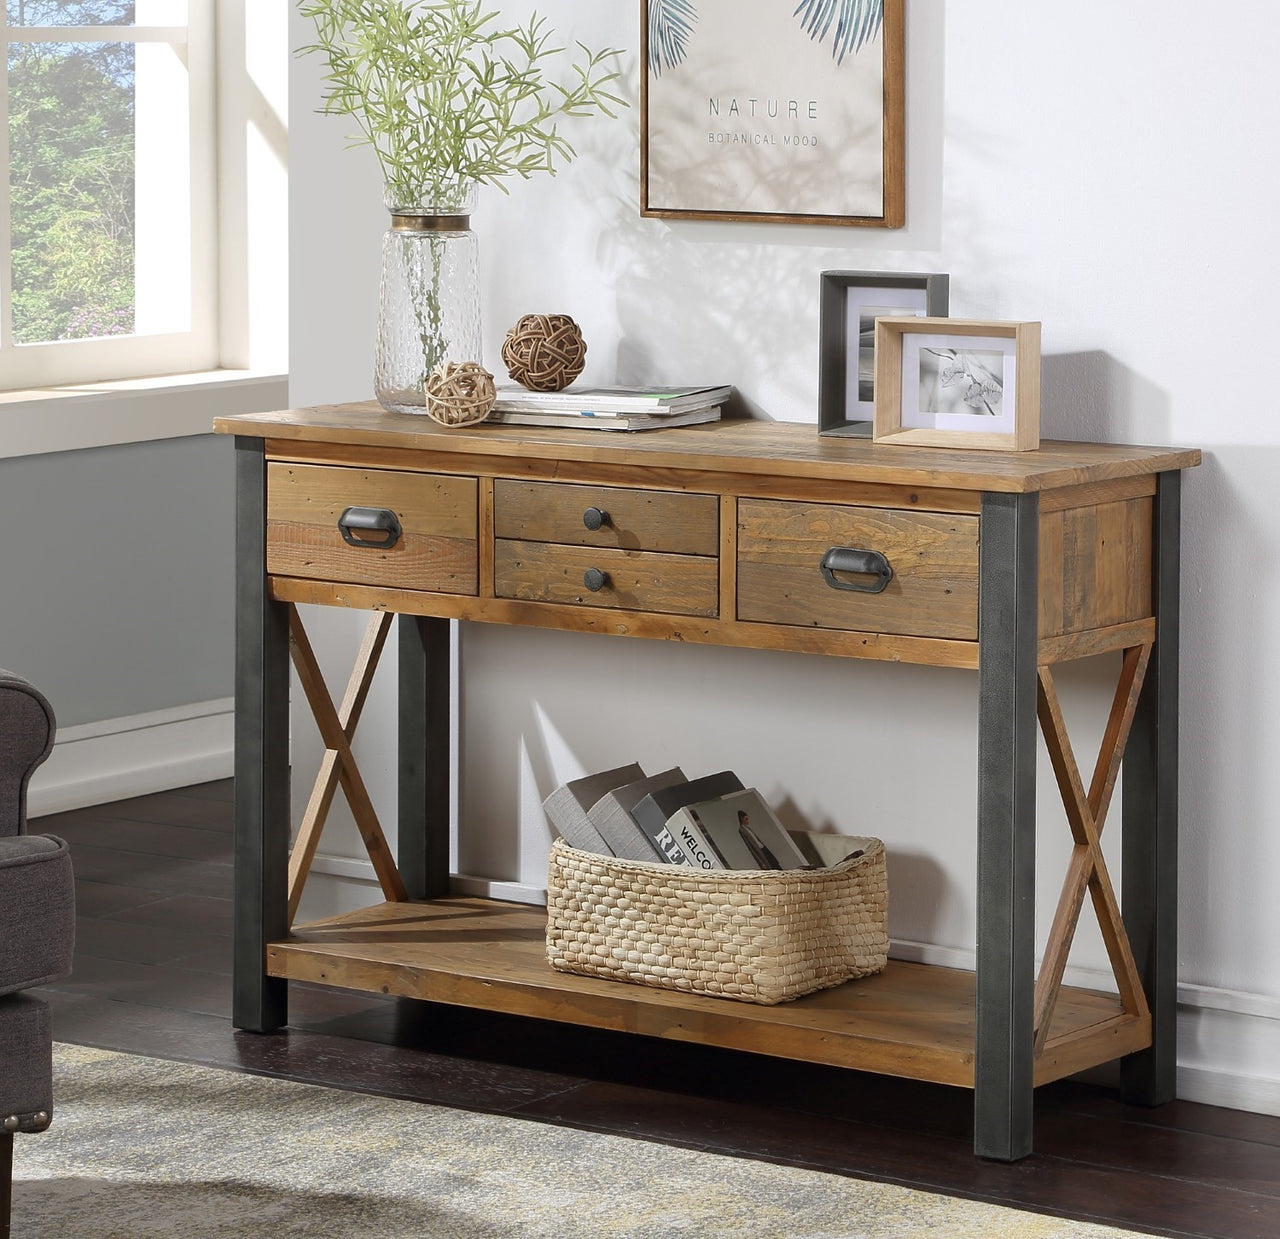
[585,767,686,862]
[630,770,745,866]
[541,763,644,855]
[667,788,810,871]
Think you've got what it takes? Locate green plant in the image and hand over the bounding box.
[298,0,625,204]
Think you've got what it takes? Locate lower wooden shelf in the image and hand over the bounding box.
[268,897,1151,1090]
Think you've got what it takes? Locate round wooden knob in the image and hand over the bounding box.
[583,568,609,592]
[582,507,609,531]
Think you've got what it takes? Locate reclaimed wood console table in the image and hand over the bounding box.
[215,405,1199,1160]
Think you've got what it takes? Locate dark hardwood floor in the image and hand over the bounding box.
[28,780,1280,1239]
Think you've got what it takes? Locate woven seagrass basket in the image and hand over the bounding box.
[545,832,888,1005]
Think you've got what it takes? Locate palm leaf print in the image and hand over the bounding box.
[648,0,698,76]
[793,0,883,66]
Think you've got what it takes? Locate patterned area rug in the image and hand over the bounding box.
[11,1044,1152,1239]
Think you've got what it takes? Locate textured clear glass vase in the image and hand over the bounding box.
[375,183,482,415]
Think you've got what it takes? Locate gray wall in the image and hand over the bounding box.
[0,433,234,727]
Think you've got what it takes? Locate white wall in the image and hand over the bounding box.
[288,2,1280,1109]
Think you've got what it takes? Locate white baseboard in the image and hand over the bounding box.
[302,857,548,909]
[449,873,547,905]
[27,697,234,817]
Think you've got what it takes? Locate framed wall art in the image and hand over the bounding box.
[818,271,949,437]
[873,318,1042,453]
[641,0,905,227]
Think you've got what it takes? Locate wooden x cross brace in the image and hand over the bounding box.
[286,606,407,923]
[1033,644,1153,1050]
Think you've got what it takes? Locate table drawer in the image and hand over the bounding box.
[495,541,718,616]
[267,463,478,595]
[494,480,718,555]
[737,499,979,639]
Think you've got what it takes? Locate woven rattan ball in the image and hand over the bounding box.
[423,360,497,427]
[501,313,587,391]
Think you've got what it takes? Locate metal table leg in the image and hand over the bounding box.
[975,491,1040,1160]
[398,615,452,901]
[233,437,290,1032]
[1121,470,1182,1105]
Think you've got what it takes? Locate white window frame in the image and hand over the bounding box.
[0,0,288,458]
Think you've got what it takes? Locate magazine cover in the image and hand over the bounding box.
[679,789,809,870]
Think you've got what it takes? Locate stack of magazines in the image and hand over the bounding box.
[487,384,731,431]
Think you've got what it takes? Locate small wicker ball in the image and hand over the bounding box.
[423,360,497,427]
[501,313,587,392]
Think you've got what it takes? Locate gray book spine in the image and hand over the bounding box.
[588,767,687,862]
[542,783,613,855]
[632,771,745,864]
[542,763,646,856]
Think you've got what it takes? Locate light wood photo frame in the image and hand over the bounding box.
[873,318,1041,452]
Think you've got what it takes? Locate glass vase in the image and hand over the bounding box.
[375,183,482,415]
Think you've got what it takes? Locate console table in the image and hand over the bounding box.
[215,405,1199,1161]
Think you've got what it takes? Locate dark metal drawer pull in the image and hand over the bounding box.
[582,506,610,531]
[338,506,402,549]
[820,547,893,594]
[583,568,610,592]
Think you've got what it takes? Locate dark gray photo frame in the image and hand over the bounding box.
[818,271,949,436]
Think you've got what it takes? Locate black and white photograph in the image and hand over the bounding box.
[918,347,1005,418]
[859,305,907,401]
[900,332,1015,434]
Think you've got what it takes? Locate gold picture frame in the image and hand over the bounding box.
[873,318,1041,452]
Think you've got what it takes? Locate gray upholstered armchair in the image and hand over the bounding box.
[0,672,74,1239]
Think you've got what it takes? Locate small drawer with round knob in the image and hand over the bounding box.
[494,541,718,616]
[493,480,718,555]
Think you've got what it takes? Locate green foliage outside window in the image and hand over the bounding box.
[7,0,136,343]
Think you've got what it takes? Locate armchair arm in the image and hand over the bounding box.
[0,671,56,839]
[0,836,74,994]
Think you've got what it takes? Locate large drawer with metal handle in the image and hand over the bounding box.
[737,499,979,639]
[493,480,719,615]
[266,463,478,595]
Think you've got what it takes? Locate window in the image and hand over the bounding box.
[0,1,288,458]
[1,1,222,391]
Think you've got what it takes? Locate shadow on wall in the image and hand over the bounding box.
[1040,360,1271,986]
[1040,350,1173,444]
[771,796,952,946]
[1174,445,1273,988]
[523,5,948,422]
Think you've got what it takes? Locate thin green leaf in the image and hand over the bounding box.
[648,0,697,76]
[792,0,883,66]
[296,0,626,197]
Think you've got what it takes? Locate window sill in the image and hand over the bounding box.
[0,369,290,459]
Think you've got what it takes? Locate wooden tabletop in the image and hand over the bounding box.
[215,404,1201,494]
